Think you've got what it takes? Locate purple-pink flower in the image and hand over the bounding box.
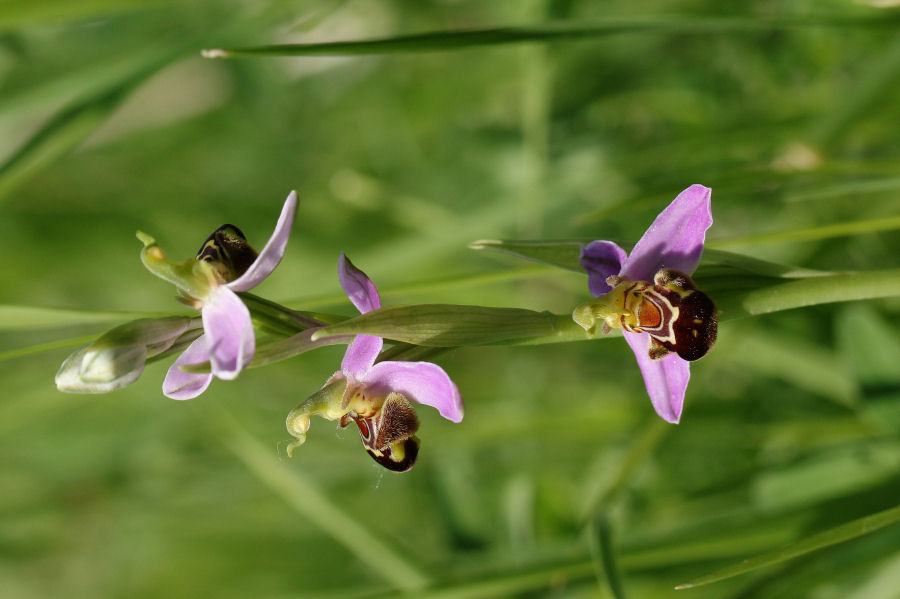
[286,254,463,471]
[574,184,715,423]
[156,191,298,399]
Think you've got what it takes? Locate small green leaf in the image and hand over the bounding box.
[675,503,900,589]
[311,304,572,347]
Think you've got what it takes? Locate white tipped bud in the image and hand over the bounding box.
[55,317,199,394]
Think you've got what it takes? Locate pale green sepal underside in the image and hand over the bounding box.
[137,230,214,300]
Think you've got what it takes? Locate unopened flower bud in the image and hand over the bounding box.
[56,317,198,393]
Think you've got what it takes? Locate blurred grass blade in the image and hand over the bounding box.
[202,15,900,58]
[813,34,900,148]
[675,503,900,589]
[0,0,172,30]
[582,419,670,517]
[470,239,584,272]
[0,305,169,331]
[698,249,829,278]
[311,304,566,346]
[0,335,98,361]
[284,265,556,309]
[0,55,170,203]
[708,215,900,248]
[590,513,628,599]
[735,329,858,407]
[470,239,828,278]
[210,408,432,592]
[720,268,900,320]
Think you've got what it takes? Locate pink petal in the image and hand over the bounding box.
[228,191,298,292]
[338,253,381,314]
[361,361,464,423]
[202,286,254,380]
[623,332,689,423]
[341,334,383,380]
[580,240,628,297]
[620,184,712,282]
[163,336,214,399]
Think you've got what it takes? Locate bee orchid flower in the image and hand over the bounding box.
[286,254,463,472]
[573,184,717,423]
[138,191,298,399]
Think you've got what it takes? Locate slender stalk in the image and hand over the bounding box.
[203,15,900,58]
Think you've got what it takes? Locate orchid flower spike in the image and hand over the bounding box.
[138,191,298,399]
[572,185,717,424]
[286,254,464,472]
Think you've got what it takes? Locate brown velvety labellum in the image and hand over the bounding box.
[655,287,718,361]
[350,393,422,472]
[366,436,420,472]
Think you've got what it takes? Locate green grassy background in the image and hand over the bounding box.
[2,1,900,597]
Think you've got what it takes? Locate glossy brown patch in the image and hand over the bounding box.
[653,288,718,361]
[637,298,662,329]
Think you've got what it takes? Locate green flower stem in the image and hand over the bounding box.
[209,407,432,592]
[311,268,900,349]
[240,292,334,335]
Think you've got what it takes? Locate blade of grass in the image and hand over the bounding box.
[202,15,900,58]
[469,240,828,278]
[0,0,171,30]
[0,53,173,204]
[722,268,900,320]
[675,503,900,589]
[0,305,172,330]
[707,215,900,248]
[581,419,670,518]
[209,407,432,593]
[0,335,98,361]
[283,265,557,309]
[590,513,629,599]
